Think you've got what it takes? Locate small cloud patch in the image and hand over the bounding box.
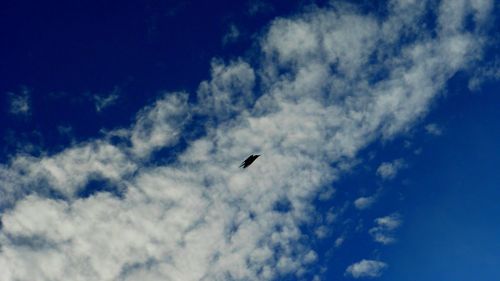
[425,123,443,136]
[354,196,376,210]
[345,259,387,278]
[8,88,31,117]
[376,159,406,180]
[247,0,273,16]
[369,213,402,245]
[94,93,119,112]
[222,24,240,46]
[334,236,344,247]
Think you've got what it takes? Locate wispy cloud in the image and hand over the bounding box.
[93,87,120,112]
[376,159,406,180]
[222,24,240,46]
[8,87,31,117]
[345,259,387,278]
[129,93,190,158]
[425,123,443,136]
[0,0,494,280]
[468,59,500,90]
[334,236,345,248]
[247,0,273,16]
[369,213,402,245]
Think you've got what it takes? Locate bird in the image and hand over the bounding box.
[240,154,260,168]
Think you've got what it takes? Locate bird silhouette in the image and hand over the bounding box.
[240,155,260,168]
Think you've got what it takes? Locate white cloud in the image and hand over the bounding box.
[129,92,190,158]
[468,60,500,90]
[369,213,402,245]
[94,89,119,112]
[318,186,335,201]
[354,196,376,210]
[334,236,345,248]
[425,123,443,136]
[196,59,255,121]
[0,1,494,280]
[247,0,273,16]
[315,226,329,239]
[376,159,406,180]
[0,140,137,202]
[8,87,31,116]
[303,250,318,264]
[345,259,387,278]
[222,24,240,46]
[326,209,338,224]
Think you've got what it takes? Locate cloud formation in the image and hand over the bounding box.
[369,213,402,245]
[94,90,119,112]
[354,196,376,210]
[376,159,406,180]
[345,259,387,278]
[0,0,494,280]
[222,24,241,46]
[8,87,31,117]
[425,123,443,136]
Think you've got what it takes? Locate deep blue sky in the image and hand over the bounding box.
[1,0,307,158]
[1,0,499,280]
[322,77,500,280]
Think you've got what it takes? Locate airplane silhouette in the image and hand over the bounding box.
[240,155,260,168]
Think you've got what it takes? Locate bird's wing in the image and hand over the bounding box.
[240,155,259,168]
[240,158,249,168]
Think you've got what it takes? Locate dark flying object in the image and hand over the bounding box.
[240,154,260,168]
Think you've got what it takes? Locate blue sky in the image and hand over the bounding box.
[0,0,499,280]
